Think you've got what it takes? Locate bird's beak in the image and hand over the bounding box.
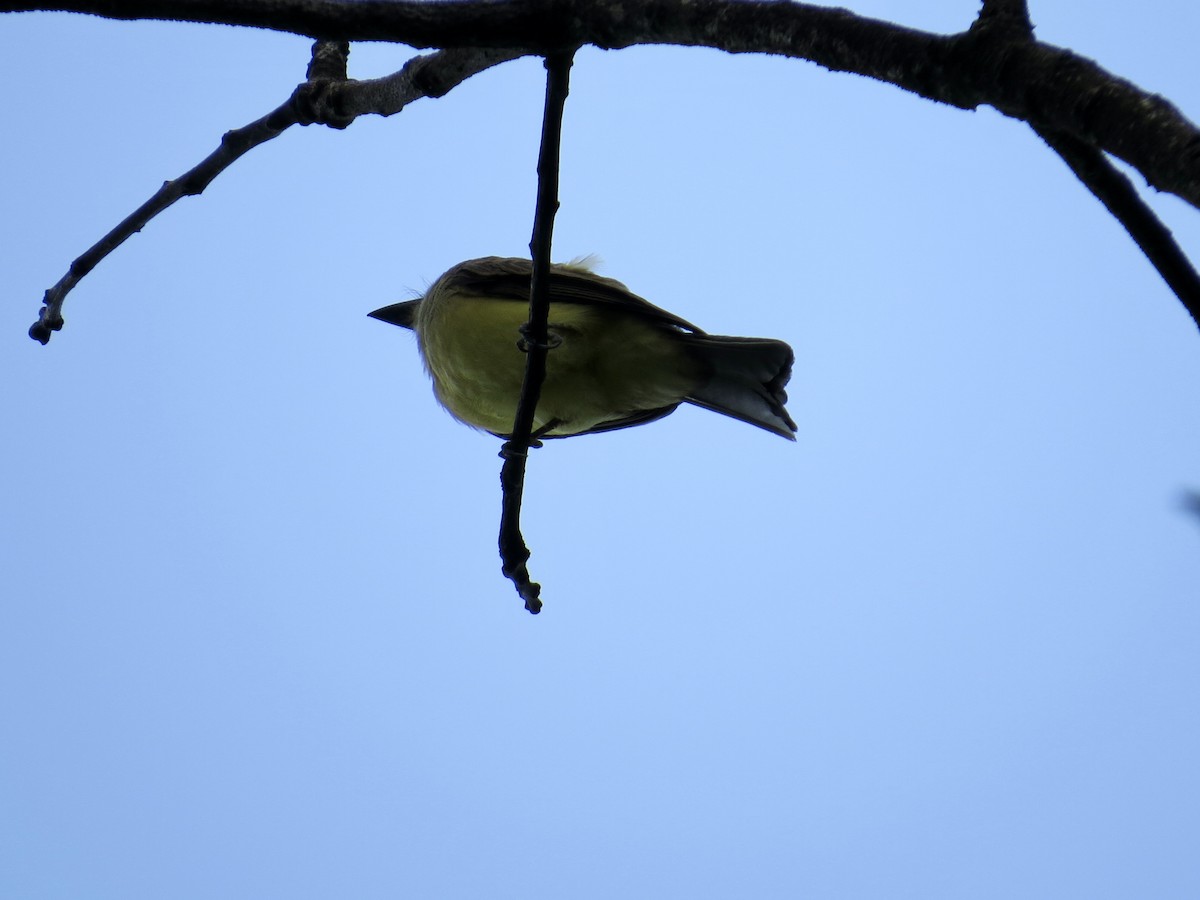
[368,299,420,330]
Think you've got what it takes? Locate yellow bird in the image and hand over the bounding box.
[369,257,797,440]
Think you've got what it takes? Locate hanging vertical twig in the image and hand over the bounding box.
[498,50,576,614]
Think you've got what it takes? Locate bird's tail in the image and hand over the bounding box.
[683,335,797,440]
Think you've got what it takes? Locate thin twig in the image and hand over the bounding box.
[27,97,299,344]
[27,41,341,344]
[498,51,575,615]
[1035,125,1200,333]
[28,43,523,343]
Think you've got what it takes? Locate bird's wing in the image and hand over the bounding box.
[444,257,704,334]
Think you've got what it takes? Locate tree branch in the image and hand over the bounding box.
[28,42,521,343]
[8,1,1200,215]
[498,51,574,615]
[20,3,1200,332]
[1035,125,1200,333]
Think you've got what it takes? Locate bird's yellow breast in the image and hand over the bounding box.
[415,291,699,436]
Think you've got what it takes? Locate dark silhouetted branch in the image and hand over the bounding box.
[8,0,1200,215]
[1036,125,1200,333]
[18,3,1200,337]
[498,51,575,615]
[28,42,522,343]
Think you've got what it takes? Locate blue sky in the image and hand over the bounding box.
[4,3,1200,897]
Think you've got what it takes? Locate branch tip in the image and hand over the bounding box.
[28,312,63,345]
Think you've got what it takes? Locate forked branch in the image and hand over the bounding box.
[15,0,1200,335]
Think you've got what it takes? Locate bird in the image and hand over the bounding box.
[368,256,797,441]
